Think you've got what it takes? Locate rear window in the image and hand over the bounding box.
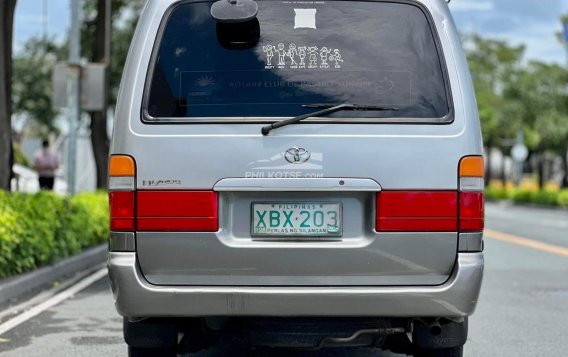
[145,0,451,121]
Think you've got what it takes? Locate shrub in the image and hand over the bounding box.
[491,187,568,208]
[485,184,508,200]
[533,190,559,207]
[511,189,536,204]
[558,190,568,208]
[0,191,108,279]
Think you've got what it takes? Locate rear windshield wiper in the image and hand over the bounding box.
[261,103,399,136]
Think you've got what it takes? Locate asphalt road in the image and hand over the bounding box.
[0,202,567,356]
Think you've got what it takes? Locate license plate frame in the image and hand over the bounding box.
[250,202,343,238]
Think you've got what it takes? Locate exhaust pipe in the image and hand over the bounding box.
[426,320,442,336]
[316,327,406,349]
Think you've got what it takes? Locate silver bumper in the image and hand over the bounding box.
[108,252,483,318]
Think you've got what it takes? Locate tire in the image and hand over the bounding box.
[414,346,463,357]
[128,346,177,357]
[123,318,177,349]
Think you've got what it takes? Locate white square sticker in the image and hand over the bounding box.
[294,9,317,29]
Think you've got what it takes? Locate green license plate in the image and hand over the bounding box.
[251,202,342,237]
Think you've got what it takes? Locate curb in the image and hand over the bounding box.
[0,244,107,306]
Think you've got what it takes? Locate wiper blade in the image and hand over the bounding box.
[302,103,399,110]
[261,103,399,136]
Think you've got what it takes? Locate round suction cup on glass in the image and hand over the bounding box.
[210,0,258,23]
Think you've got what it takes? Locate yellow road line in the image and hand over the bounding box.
[485,229,568,258]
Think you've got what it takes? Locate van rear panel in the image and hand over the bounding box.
[128,133,467,287]
[137,189,457,286]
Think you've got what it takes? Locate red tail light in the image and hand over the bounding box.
[137,191,218,232]
[375,191,458,232]
[459,192,484,231]
[109,191,135,231]
[458,156,485,232]
[375,157,485,233]
[108,155,136,231]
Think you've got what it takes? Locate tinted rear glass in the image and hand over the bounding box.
[146,0,450,120]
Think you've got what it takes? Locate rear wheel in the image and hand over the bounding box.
[128,346,177,357]
[123,318,178,356]
[413,346,463,357]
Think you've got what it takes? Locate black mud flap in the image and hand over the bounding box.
[413,318,468,349]
[123,318,178,348]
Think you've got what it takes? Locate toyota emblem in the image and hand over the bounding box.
[284,147,311,164]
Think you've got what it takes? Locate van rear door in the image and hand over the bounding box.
[129,0,468,287]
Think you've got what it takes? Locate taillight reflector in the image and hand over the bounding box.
[376,191,458,232]
[459,192,484,231]
[109,191,135,231]
[136,191,218,232]
[459,156,484,178]
[109,155,135,177]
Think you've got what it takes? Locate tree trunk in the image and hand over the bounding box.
[500,148,507,187]
[562,144,568,189]
[484,144,493,185]
[525,150,533,174]
[89,0,110,189]
[90,111,109,188]
[0,0,17,191]
[537,152,545,190]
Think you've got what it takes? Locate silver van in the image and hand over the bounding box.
[108,0,484,355]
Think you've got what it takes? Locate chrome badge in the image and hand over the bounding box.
[284,147,311,164]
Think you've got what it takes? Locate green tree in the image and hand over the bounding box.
[8,1,143,189]
[465,35,525,184]
[558,14,568,188]
[465,35,568,189]
[12,38,64,136]
[507,62,568,188]
[81,0,144,188]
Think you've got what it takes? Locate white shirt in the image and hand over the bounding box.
[33,149,59,177]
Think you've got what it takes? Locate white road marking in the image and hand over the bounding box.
[0,265,105,323]
[0,268,107,336]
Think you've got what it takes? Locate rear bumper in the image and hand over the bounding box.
[108,252,483,318]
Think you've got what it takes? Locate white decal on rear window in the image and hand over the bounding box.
[319,47,331,68]
[294,8,317,29]
[288,44,299,66]
[277,43,287,66]
[263,43,343,70]
[262,45,275,66]
[329,49,343,68]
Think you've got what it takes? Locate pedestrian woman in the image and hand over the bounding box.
[33,140,59,190]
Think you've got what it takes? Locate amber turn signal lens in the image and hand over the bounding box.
[109,155,136,177]
[459,156,484,178]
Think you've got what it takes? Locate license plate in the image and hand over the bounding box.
[251,202,342,237]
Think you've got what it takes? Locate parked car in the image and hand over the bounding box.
[108,0,484,355]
